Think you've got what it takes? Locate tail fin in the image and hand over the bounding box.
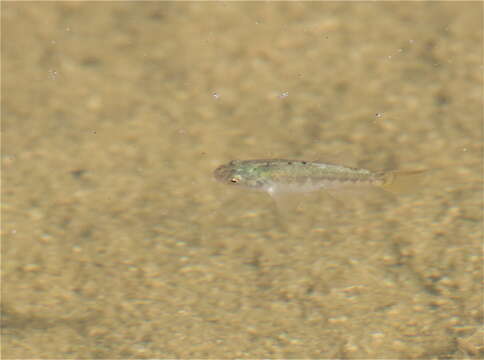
[380,169,427,194]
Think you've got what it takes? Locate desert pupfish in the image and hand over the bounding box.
[214,159,425,196]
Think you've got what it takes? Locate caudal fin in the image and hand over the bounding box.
[381,169,428,194]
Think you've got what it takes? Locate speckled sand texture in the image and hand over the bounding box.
[3,2,483,358]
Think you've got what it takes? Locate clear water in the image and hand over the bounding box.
[3,2,482,358]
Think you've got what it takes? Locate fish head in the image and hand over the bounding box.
[213,160,265,190]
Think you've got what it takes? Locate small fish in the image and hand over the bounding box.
[214,159,425,197]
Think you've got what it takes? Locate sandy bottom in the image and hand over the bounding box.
[3,2,483,358]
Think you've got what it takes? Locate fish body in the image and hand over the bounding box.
[214,159,395,196]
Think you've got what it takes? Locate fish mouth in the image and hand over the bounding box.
[213,164,235,183]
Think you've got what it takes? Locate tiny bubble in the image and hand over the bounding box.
[48,69,58,80]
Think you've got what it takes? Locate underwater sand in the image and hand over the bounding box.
[3,2,483,358]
